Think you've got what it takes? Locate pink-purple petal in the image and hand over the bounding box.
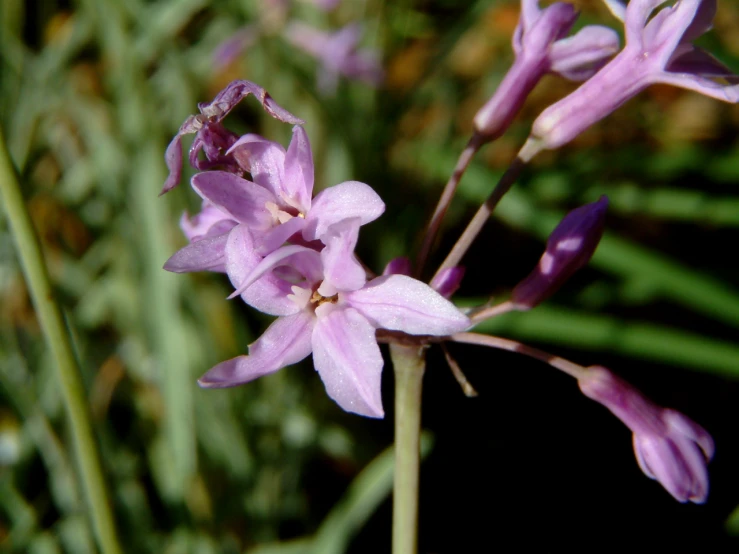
[180,202,237,242]
[162,134,184,194]
[549,26,620,81]
[227,134,286,195]
[226,225,298,316]
[163,233,230,273]
[255,216,307,256]
[664,409,715,460]
[344,274,470,336]
[192,171,276,229]
[283,126,314,213]
[304,181,385,241]
[312,305,384,418]
[229,244,319,299]
[656,72,739,103]
[198,311,315,388]
[320,218,366,295]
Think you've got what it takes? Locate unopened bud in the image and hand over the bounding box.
[430,266,465,299]
[511,195,607,309]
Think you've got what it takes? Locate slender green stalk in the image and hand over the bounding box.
[390,343,426,554]
[415,135,483,277]
[433,156,527,280]
[0,129,121,554]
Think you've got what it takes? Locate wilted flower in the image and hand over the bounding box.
[162,80,304,194]
[198,219,471,417]
[579,366,714,503]
[285,22,383,94]
[473,0,620,140]
[528,0,739,152]
[511,195,608,310]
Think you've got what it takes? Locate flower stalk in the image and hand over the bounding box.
[0,129,121,553]
[434,156,527,280]
[390,343,426,554]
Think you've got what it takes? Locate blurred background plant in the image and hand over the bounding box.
[1,0,738,552]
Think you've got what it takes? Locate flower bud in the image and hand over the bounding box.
[511,195,607,309]
[382,257,412,277]
[579,366,714,503]
[429,266,465,299]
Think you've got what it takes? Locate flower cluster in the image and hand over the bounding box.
[162,0,728,510]
[162,81,470,417]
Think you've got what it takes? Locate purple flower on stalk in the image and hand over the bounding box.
[162,80,304,195]
[163,126,385,277]
[579,366,714,503]
[511,195,608,310]
[473,0,620,141]
[284,22,384,94]
[528,0,739,153]
[198,219,471,417]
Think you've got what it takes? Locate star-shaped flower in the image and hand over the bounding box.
[198,219,471,417]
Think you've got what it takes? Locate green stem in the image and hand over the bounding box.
[0,129,121,554]
[390,343,426,554]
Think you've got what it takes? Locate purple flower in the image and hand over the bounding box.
[511,195,608,309]
[284,22,384,94]
[579,366,714,503]
[198,219,471,417]
[162,80,304,195]
[529,0,739,151]
[473,0,620,140]
[212,26,259,70]
[163,126,385,277]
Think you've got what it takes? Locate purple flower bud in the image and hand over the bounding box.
[511,195,607,309]
[529,0,739,152]
[429,266,465,299]
[579,366,714,503]
[473,0,619,140]
[382,256,412,277]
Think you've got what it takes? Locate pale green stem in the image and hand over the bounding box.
[415,135,483,277]
[0,129,121,554]
[390,343,426,554]
[433,156,526,281]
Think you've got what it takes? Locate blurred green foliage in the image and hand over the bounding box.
[1,0,738,551]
